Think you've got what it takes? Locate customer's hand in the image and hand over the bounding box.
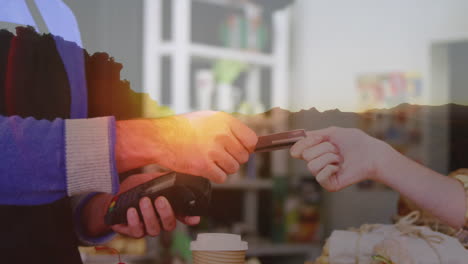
[290,127,393,191]
[115,111,258,183]
[82,173,200,239]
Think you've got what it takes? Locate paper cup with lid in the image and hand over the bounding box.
[190,233,248,264]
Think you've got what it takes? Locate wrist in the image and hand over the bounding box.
[82,193,114,237]
[373,141,401,183]
[115,120,160,172]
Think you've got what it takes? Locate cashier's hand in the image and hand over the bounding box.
[290,127,392,191]
[116,111,258,183]
[82,173,200,239]
[111,173,200,238]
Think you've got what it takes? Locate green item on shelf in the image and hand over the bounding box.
[271,176,288,243]
[236,101,266,115]
[220,14,247,49]
[220,12,267,51]
[240,16,247,49]
[170,230,192,262]
[372,255,393,264]
[285,194,300,242]
[213,59,247,85]
[258,25,267,52]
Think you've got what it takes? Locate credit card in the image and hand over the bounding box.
[255,129,306,153]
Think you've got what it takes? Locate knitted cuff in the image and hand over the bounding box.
[65,117,119,196]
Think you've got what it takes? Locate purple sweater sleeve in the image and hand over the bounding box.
[0,115,119,206]
[0,115,67,205]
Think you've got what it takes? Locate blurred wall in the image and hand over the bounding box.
[449,41,468,105]
[428,41,468,174]
[290,0,468,112]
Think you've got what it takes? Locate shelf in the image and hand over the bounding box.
[144,0,291,113]
[247,242,322,257]
[212,178,273,190]
[191,44,274,66]
[82,244,322,262]
[194,0,245,9]
[82,254,153,264]
[159,42,275,66]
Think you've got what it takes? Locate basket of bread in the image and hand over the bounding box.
[314,211,468,264]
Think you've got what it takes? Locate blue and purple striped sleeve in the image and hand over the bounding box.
[0,115,119,205]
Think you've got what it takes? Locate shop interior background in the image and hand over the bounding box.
[9,0,466,263]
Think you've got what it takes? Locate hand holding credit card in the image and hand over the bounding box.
[255,129,306,152]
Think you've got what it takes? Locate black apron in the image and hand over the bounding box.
[0,27,81,264]
[0,199,82,264]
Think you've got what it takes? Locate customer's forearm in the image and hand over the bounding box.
[378,147,466,228]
